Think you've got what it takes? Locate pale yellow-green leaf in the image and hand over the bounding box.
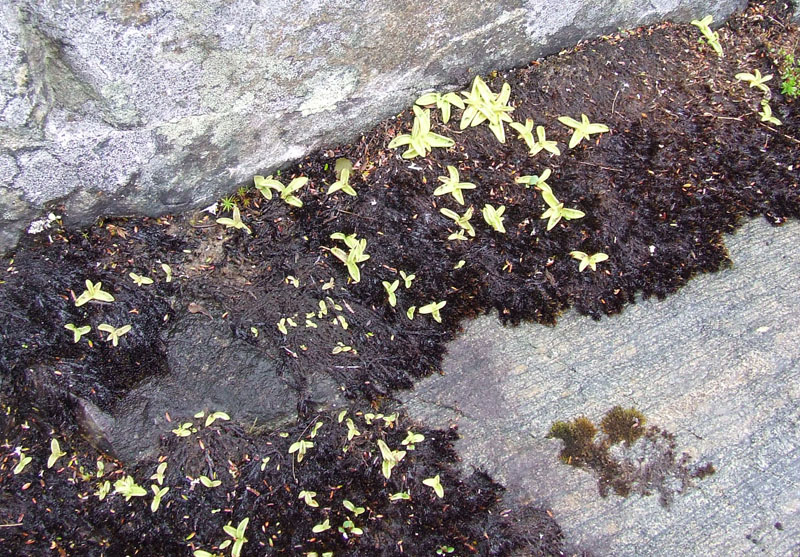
[129,272,154,286]
[205,411,230,427]
[48,438,67,468]
[423,474,445,498]
[13,451,31,475]
[65,323,91,343]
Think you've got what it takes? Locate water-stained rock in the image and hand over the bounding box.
[108,309,343,463]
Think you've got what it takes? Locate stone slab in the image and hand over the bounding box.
[402,219,800,556]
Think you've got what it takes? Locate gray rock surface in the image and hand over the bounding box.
[0,0,746,253]
[402,219,800,556]
[108,312,344,464]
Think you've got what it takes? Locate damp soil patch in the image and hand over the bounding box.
[1,2,799,555]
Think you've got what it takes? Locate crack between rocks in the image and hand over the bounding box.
[411,396,476,422]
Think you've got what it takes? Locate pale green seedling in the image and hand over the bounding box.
[541,189,585,231]
[74,279,115,306]
[98,323,131,347]
[377,439,406,479]
[299,490,319,507]
[13,449,31,474]
[48,438,67,468]
[418,300,446,323]
[327,158,357,196]
[86,476,108,499]
[171,422,196,437]
[382,279,400,307]
[114,475,147,501]
[221,518,249,557]
[254,175,281,200]
[216,205,252,234]
[399,270,416,288]
[329,232,370,283]
[338,519,363,538]
[759,100,782,126]
[129,272,153,286]
[401,431,425,450]
[433,165,476,205]
[388,106,455,158]
[193,550,220,557]
[569,251,609,272]
[199,475,221,488]
[332,342,353,354]
[65,323,91,343]
[531,125,560,156]
[440,207,476,239]
[509,118,535,151]
[343,499,365,516]
[345,418,361,440]
[510,119,561,156]
[96,480,111,500]
[558,114,609,148]
[254,175,308,207]
[150,485,169,512]
[150,461,167,485]
[735,69,773,93]
[516,168,552,191]
[481,204,506,233]
[423,474,445,498]
[691,15,723,58]
[289,439,314,463]
[205,411,230,427]
[416,91,465,123]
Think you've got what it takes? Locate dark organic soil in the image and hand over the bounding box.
[1,2,798,555]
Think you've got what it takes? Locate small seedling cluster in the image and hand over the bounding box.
[206,72,617,338]
[735,68,782,126]
[64,262,174,349]
[328,232,370,283]
[691,15,724,58]
[274,288,359,358]
[397,75,611,278]
[690,14,782,126]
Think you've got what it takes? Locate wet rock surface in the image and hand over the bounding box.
[402,219,800,556]
[108,311,344,464]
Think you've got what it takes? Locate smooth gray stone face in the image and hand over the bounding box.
[402,219,800,556]
[0,0,745,253]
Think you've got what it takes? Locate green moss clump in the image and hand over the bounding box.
[548,416,597,465]
[600,406,646,446]
[548,406,715,507]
